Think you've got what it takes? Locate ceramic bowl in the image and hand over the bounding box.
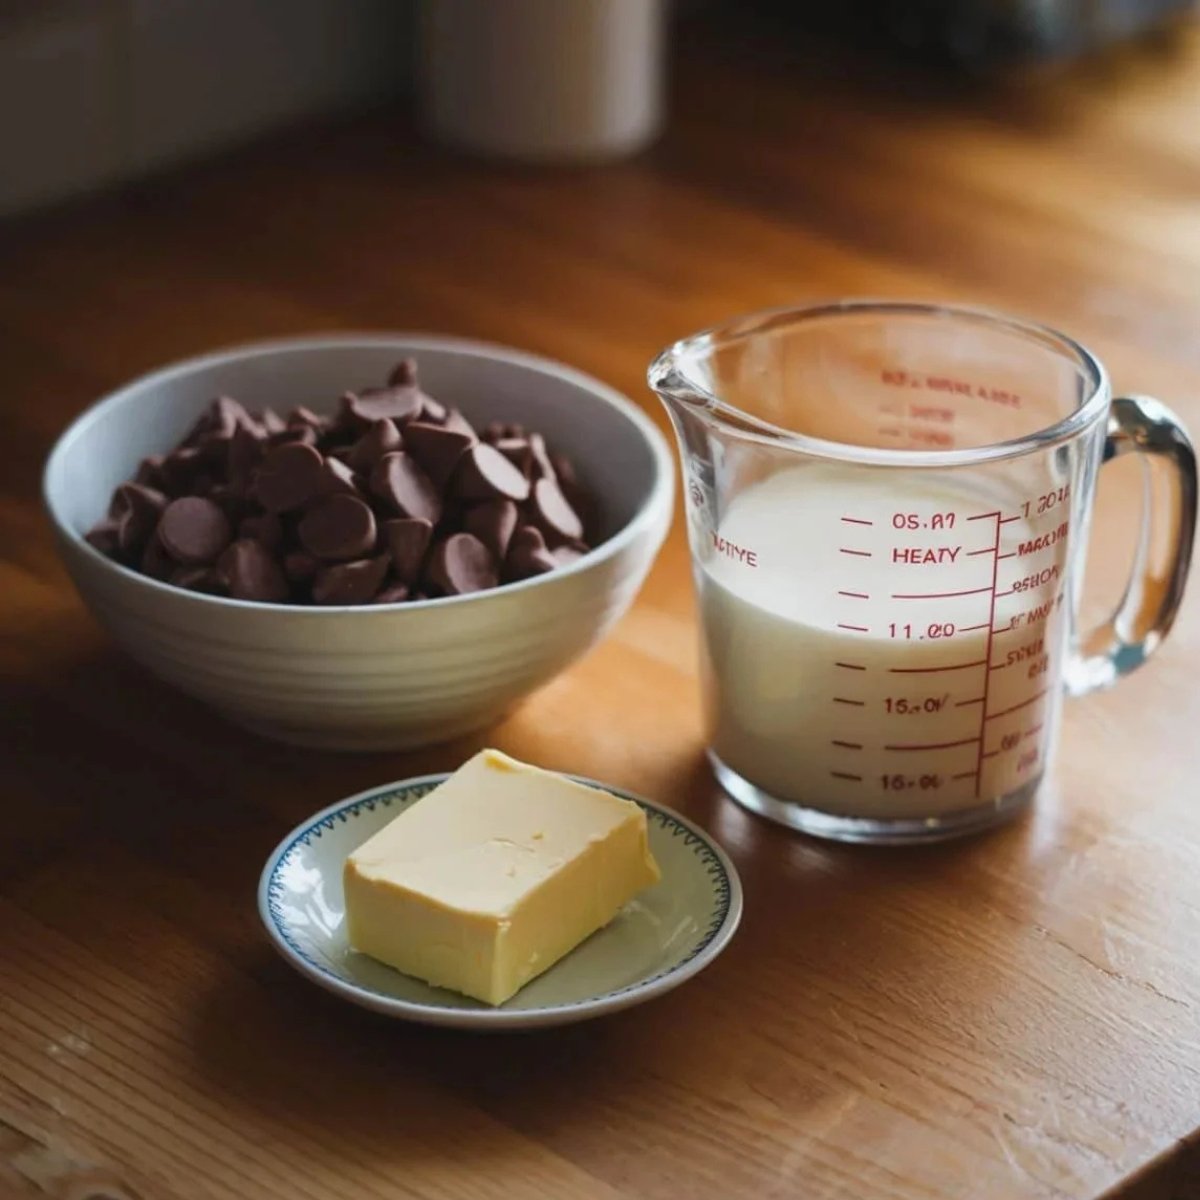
[44,335,674,750]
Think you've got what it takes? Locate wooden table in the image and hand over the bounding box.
[4,24,1200,1200]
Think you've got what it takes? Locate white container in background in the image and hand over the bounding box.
[419,0,666,162]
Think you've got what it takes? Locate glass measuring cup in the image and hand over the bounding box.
[649,302,1196,843]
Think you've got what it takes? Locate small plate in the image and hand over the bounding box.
[258,773,742,1030]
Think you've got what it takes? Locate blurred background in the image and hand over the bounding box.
[2,0,1196,218]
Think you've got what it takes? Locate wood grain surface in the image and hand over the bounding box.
[4,23,1200,1200]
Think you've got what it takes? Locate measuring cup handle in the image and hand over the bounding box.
[1066,395,1198,696]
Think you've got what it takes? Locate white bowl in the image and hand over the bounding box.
[44,335,674,750]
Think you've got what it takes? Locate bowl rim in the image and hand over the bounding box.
[43,332,675,616]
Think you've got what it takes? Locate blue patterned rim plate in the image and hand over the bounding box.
[257,773,743,1030]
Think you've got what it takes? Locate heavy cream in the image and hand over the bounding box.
[698,464,1069,819]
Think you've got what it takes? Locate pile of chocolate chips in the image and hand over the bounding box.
[85,360,593,604]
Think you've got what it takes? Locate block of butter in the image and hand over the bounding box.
[343,749,661,1005]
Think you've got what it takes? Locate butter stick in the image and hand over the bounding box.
[344,749,661,1005]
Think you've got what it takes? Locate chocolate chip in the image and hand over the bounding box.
[161,446,204,495]
[553,545,586,567]
[289,406,328,432]
[494,437,533,477]
[463,499,518,560]
[135,455,165,489]
[529,476,584,543]
[505,525,558,580]
[170,564,227,594]
[528,433,557,481]
[110,483,167,557]
[383,518,433,583]
[312,554,390,605]
[482,420,525,444]
[420,396,447,424]
[387,358,417,387]
[227,424,264,494]
[347,419,402,473]
[373,583,411,604]
[84,521,120,557]
[260,407,286,435]
[83,355,594,605]
[238,512,283,551]
[453,443,531,503]
[340,387,422,430]
[158,496,233,564]
[298,493,377,561]
[426,532,499,595]
[218,538,289,603]
[443,409,479,441]
[283,550,320,583]
[140,533,176,580]
[318,456,364,498]
[254,442,325,513]
[370,451,442,524]
[403,421,474,490]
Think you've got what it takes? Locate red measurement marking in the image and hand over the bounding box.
[994,588,1015,599]
[967,512,1003,522]
[952,770,980,780]
[831,740,863,750]
[833,697,865,706]
[837,623,869,633]
[839,548,872,558]
[999,515,1022,524]
[891,586,993,600]
[955,696,985,707]
[983,689,1049,722]
[841,516,873,526]
[830,771,863,782]
[967,547,996,556]
[883,736,980,752]
[998,552,1016,560]
[991,621,1016,635]
[958,622,990,632]
[889,660,986,674]
[981,749,1000,759]
[838,590,870,599]
[1023,724,1043,741]
[835,661,866,671]
[974,512,1002,798]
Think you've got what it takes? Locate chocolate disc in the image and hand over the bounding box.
[529,476,584,543]
[298,493,378,561]
[387,358,418,387]
[84,521,120,557]
[260,406,287,435]
[254,441,325,513]
[370,451,442,524]
[426,532,498,595]
[158,496,232,565]
[111,483,167,557]
[227,424,264,494]
[170,565,227,595]
[442,408,478,441]
[347,419,402,473]
[238,512,284,551]
[373,583,411,604]
[135,455,165,489]
[453,443,531,503]
[318,456,364,498]
[463,499,518,560]
[493,437,533,478]
[528,433,557,481]
[383,518,433,584]
[341,387,423,430]
[504,524,558,581]
[311,554,390,605]
[218,538,289,603]
[403,421,474,490]
[140,533,176,580]
[283,550,320,583]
